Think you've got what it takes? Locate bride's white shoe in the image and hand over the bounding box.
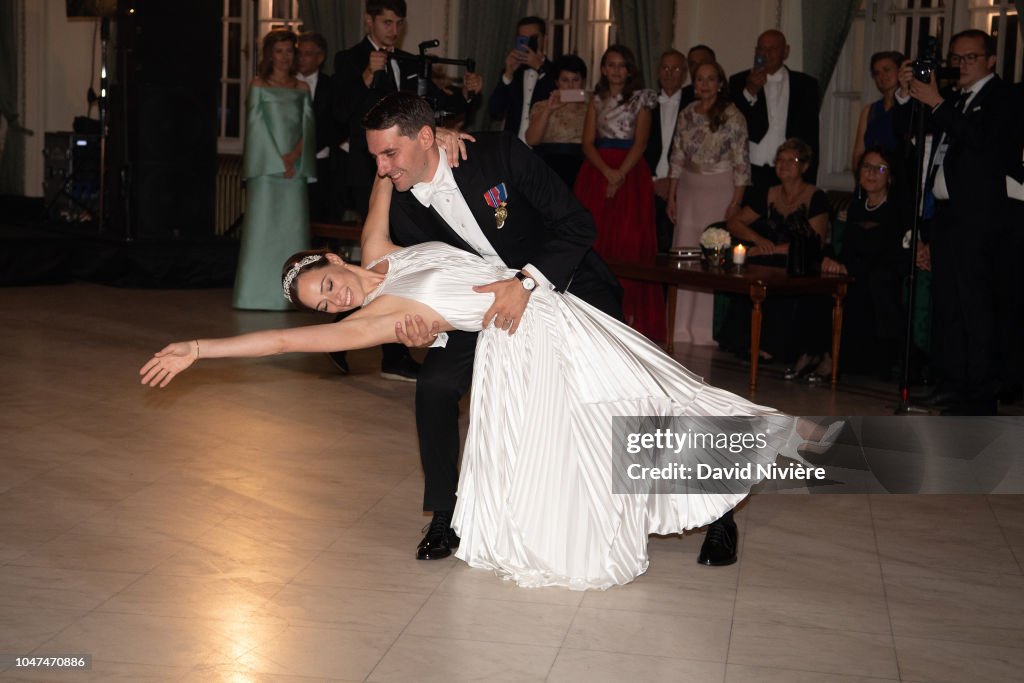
[779,420,845,462]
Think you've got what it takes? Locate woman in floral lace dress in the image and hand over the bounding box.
[666,61,749,346]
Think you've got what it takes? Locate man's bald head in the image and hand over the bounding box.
[755,30,789,74]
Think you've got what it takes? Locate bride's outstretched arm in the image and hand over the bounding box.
[140,304,450,388]
[360,175,399,265]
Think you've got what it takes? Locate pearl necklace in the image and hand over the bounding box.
[864,195,888,212]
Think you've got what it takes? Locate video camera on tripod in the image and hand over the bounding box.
[911,35,960,84]
[411,39,476,120]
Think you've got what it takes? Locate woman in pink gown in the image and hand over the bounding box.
[666,62,749,346]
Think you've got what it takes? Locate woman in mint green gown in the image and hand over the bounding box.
[234,29,316,310]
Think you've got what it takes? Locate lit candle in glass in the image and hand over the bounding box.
[733,243,746,265]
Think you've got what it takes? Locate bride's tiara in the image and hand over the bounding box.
[282,254,324,302]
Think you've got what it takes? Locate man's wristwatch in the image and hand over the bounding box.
[514,271,537,292]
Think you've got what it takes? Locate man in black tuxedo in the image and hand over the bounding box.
[330,0,483,381]
[487,16,557,141]
[333,0,483,214]
[646,49,688,254]
[729,30,819,205]
[296,33,344,222]
[901,29,1016,415]
[362,92,623,559]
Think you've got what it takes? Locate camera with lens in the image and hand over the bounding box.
[912,35,960,83]
[410,39,476,120]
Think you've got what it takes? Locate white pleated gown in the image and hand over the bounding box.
[364,242,794,590]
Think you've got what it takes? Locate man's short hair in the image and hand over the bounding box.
[367,0,407,18]
[688,44,716,61]
[363,92,435,136]
[950,28,996,57]
[660,48,685,62]
[517,16,546,35]
[297,32,327,55]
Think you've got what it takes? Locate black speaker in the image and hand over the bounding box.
[43,131,101,221]
[110,0,221,239]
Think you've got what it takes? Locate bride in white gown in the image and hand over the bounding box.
[142,179,834,590]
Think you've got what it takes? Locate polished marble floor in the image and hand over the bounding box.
[1,282,1022,682]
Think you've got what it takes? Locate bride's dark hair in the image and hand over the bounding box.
[282,248,333,312]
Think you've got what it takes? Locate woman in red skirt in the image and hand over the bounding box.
[574,45,664,342]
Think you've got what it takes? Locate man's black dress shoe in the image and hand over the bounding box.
[416,510,460,560]
[381,353,420,383]
[697,516,738,566]
[328,351,350,375]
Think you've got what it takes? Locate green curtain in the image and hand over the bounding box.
[0,0,25,194]
[802,0,860,107]
[458,0,527,131]
[609,0,674,91]
[297,0,364,73]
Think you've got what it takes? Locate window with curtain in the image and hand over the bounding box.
[219,0,249,154]
[528,0,614,88]
[890,0,951,60]
[817,0,874,190]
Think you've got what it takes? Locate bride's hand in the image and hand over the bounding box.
[370,173,393,199]
[435,127,476,167]
[140,341,197,388]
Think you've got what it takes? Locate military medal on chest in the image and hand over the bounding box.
[483,182,509,229]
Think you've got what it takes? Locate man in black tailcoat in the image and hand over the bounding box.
[901,29,1017,415]
[729,30,819,205]
[363,92,623,560]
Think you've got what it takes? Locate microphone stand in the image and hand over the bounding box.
[895,94,930,414]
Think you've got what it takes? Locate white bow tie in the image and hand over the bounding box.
[658,93,676,105]
[411,174,459,207]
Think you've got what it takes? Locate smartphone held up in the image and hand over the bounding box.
[515,34,539,53]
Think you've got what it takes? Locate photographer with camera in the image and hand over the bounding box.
[488,16,556,142]
[898,29,1017,415]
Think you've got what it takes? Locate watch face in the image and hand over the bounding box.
[515,272,536,290]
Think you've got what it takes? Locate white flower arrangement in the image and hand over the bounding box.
[700,226,732,250]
